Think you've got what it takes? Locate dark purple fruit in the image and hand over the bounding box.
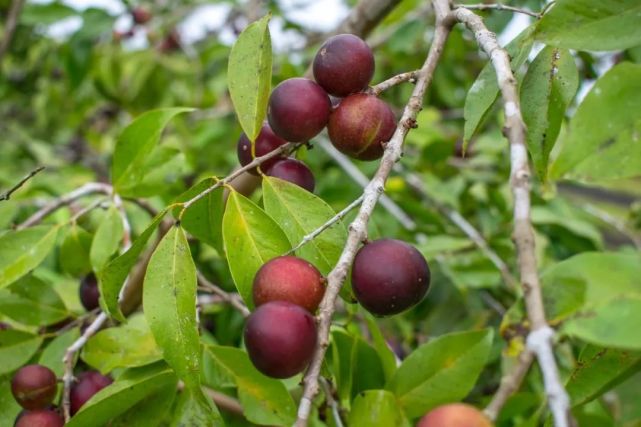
[79,273,100,311]
[351,239,430,316]
[244,301,317,378]
[266,159,315,192]
[14,409,63,427]
[11,365,58,410]
[132,7,151,24]
[237,124,288,175]
[327,93,396,161]
[70,371,112,415]
[313,34,375,97]
[267,78,331,142]
[253,256,325,312]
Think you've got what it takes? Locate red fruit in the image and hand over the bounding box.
[351,239,430,316]
[132,7,151,25]
[79,273,100,311]
[313,34,375,97]
[244,301,317,378]
[252,256,325,312]
[15,409,63,427]
[327,93,396,161]
[266,159,315,193]
[237,124,288,175]
[70,371,112,415]
[11,365,58,410]
[417,403,493,427]
[267,78,331,142]
[159,30,180,52]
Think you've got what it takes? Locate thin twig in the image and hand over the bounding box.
[294,4,453,424]
[485,350,535,420]
[0,166,45,202]
[197,271,250,317]
[370,70,420,96]
[202,387,244,415]
[450,5,573,426]
[455,3,541,19]
[286,195,364,256]
[320,377,344,427]
[0,0,25,63]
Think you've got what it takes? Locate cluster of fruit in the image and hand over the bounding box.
[235,33,398,193]
[243,238,430,379]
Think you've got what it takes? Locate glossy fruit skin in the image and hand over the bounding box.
[14,409,64,427]
[327,93,396,161]
[70,371,112,415]
[266,159,316,193]
[313,34,375,97]
[11,365,58,410]
[417,403,493,427]
[237,124,288,175]
[253,256,325,312]
[267,78,331,142]
[79,273,100,311]
[351,239,430,316]
[244,301,317,378]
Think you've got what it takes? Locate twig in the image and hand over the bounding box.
[0,166,45,202]
[484,349,535,420]
[334,0,403,39]
[287,195,364,255]
[197,271,250,317]
[582,204,641,249]
[454,3,541,19]
[202,387,244,415]
[0,0,25,63]
[450,5,573,426]
[113,194,132,250]
[294,3,453,424]
[370,70,420,96]
[320,377,344,427]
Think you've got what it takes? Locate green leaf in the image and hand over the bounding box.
[143,226,201,388]
[262,177,352,300]
[118,146,186,197]
[0,330,43,375]
[21,2,76,25]
[66,364,178,427]
[170,386,223,427]
[59,225,93,277]
[551,63,641,181]
[99,208,168,321]
[112,108,193,191]
[109,382,176,427]
[173,178,224,252]
[535,0,641,51]
[82,314,162,373]
[348,390,410,427]
[0,226,59,289]
[228,14,272,142]
[39,329,80,377]
[463,27,534,145]
[90,206,124,271]
[0,376,21,427]
[364,314,398,383]
[520,47,578,182]
[387,329,493,418]
[204,345,296,425]
[222,191,291,308]
[0,275,69,326]
[566,345,641,407]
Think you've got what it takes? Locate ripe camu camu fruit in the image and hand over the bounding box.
[11,364,58,410]
[237,123,288,175]
[268,78,331,142]
[266,158,316,193]
[417,403,494,427]
[328,93,396,161]
[15,409,64,427]
[313,33,375,97]
[252,255,325,312]
[244,301,317,378]
[70,371,113,415]
[352,239,430,316]
[79,273,100,311]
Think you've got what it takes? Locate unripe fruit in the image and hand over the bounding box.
[132,7,151,25]
[70,371,112,415]
[252,256,325,312]
[79,273,100,311]
[244,301,317,378]
[266,159,315,193]
[327,93,396,161]
[417,403,493,427]
[313,34,375,97]
[237,124,288,175]
[14,409,63,427]
[352,239,430,316]
[11,365,58,410]
[268,78,331,142]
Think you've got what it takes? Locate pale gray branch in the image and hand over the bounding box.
[197,270,250,317]
[455,3,541,18]
[485,349,535,420]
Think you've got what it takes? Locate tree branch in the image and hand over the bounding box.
[484,349,535,420]
[294,3,453,424]
[454,3,541,19]
[197,271,250,317]
[0,166,45,202]
[0,0,25,64]
[370,70,420,96]
[450,5,573,426]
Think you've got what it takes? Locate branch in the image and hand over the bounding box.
[0,166,45,202]
[450,5,573,426]
[335,0,402,39]
[202,387,244,415]
[484,349,534,420]
[197,271,250,317]
[0,0,25,64]
[320,377,344,427]
[454,3,541,19]
[370,70,420,96]
[294,3,453,424]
